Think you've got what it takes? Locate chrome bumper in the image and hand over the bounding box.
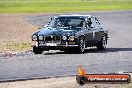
[32,41,78,47]
[39,43,78,47]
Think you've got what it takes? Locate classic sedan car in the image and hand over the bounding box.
[32,15,108,54]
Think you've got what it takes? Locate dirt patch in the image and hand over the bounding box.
[0,14,38,53]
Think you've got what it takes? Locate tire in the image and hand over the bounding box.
[96,35,107,50]
[77,36,85,53]
[33,46,42,54]
[64,49,71,53]
[64,48,75,53]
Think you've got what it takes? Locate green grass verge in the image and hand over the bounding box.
[0,42,31,52]
[0,0,132,13]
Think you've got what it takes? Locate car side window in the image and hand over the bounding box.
[95,17,100,27]
[86,18,93,28]
[86,17,97,29]
[91,17,97,28]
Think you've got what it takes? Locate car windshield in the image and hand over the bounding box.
[48,17,85,28]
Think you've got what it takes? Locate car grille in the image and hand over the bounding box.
[44,36,61,43]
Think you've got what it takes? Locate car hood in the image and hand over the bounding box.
[38,27,81,36]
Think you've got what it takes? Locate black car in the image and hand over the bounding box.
[32,15,108,54]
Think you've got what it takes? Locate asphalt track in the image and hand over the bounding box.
[0,10,132,82]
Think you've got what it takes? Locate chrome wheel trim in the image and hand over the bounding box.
[102,36,107,49]
[80,37,85,53]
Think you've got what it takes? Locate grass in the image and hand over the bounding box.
[0,42,31,53]
[0,0,132,13]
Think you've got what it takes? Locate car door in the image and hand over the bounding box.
[84,17,95,47]
[88,17,103,44]
[94,17,104,42]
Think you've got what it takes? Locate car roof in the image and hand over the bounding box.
[55,14,92,18]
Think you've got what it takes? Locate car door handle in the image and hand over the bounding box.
[100,28,102,29]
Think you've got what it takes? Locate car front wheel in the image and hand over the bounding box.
[33,46,43,54]
[96,35,107,50]
[77,36,85,53]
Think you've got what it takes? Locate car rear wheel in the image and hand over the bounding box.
[33,46,43,54]
[96,35,107,50]
[77,36,85,53]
